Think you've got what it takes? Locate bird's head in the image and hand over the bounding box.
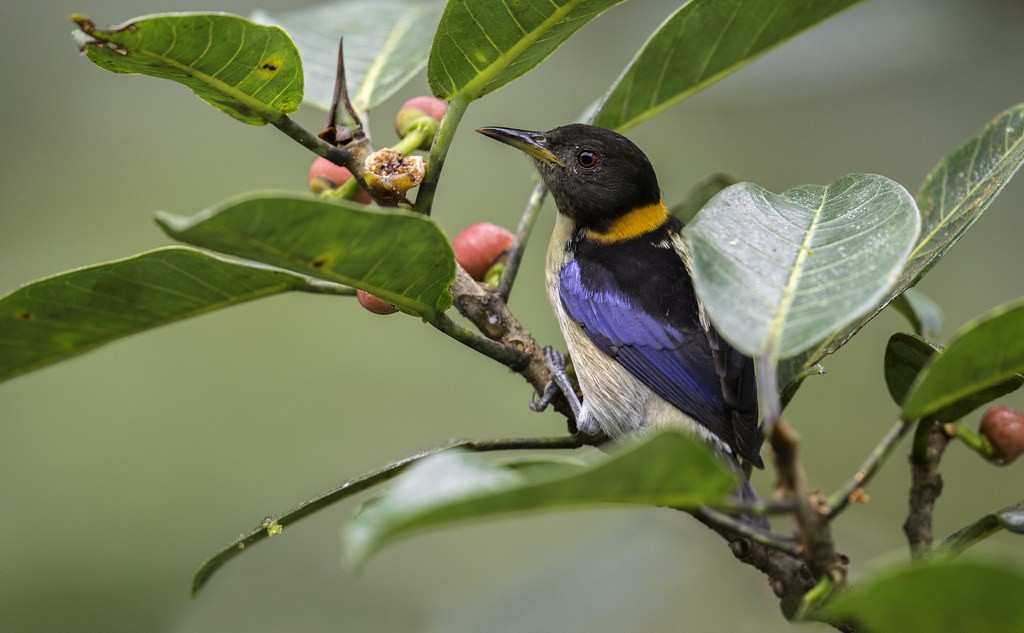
[477,123,662,234]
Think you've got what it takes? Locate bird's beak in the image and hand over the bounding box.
[476,126,565,167]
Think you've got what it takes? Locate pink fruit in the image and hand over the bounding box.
[308,156,372,203]
[356,289,398,315]
[452,222,515,281]
[980,406,1024,464]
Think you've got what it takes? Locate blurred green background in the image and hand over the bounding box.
[2,1,1023,632]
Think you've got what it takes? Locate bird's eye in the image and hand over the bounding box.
[577,150,598,169]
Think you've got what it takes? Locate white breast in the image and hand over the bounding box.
[545,215,703,440]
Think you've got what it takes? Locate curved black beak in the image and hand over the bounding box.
[476,126,565,167]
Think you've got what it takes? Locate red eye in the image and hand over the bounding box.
[577,150,598,168]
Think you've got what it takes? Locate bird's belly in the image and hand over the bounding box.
[548,282,702,440]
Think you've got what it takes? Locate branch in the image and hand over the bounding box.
[693,506,799,555]
[498,181,547,300]
[448,265,577,424]
[827,419,914,518]
[769,420,846,584]
[192,435,589,595]
[427,311,530,370]
[903,419,951,557]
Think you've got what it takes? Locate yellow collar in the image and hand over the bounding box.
[585,201,669,243]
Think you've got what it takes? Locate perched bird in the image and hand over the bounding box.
[477,124,762,470]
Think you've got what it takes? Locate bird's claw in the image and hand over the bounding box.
[530,381,559,412]
[530,345,582,419]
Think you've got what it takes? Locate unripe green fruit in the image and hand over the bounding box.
[980,406,1024,464]
[356,289,398,315]
[308,157,372,203]
[394,96,447,150]
[452,222,515,281]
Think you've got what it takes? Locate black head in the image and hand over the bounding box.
[477,123,662,232]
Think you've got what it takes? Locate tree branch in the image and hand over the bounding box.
[903,419,951,557]
[449,265,577,424]
[769,420,846,584]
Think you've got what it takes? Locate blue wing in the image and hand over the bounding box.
[559,250,760,465]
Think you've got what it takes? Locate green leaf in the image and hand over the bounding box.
[885,332,1023,422]
[670,173,736,225]
[156,192,454,315]
[939,500,1024,559]
[902,299,1024,420]
[343,429,736,568]
[427,0,625,102]
[820,558,1024,633]
[71,13,302,125]
[0,247,325,383]
[684,174,920,359]
[892,288,943,338]
[593,0,863,131]
[780,104,1024,391]
[909,104,1024,284]
[884,333,940,408]
[252,0,444,115]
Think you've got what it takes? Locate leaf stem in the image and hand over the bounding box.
[271,115,361,173]
[414,96,470,216]
[192,435,586,594]
[498,181,547,300]
[827,419,914,518]
[757,354,782,436]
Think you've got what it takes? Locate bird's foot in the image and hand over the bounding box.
[532,346,582,418]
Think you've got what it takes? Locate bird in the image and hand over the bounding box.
[476,123,763,472]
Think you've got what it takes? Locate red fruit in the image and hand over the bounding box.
[356,290,398,315]
[308,156,372,203]
[980,406,1024,464]
[395,96,447,149]
[452,222,515,281]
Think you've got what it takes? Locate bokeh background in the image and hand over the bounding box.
[2,1,1023,631]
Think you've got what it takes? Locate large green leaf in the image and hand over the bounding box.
[157,192,454,315]
[343,429,736,568]
[71,13,302,125]
[820,559,1024,633]
[684,174,920,359]
[427,0,625,102]
[0,247,327,383]
[253,0,444,115]
[780,104,1024,390]
[902,300,1024,420]
[593,0,862,131]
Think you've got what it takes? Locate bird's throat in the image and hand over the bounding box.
[585,201,669,244]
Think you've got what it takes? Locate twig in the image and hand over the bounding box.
[827,419,914,518]
[427,311,530,371]
[693,506,799,555]
[192,435,589,595]
[769,420,846,583]
[903,419,951,557]
[498,181,547,300]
